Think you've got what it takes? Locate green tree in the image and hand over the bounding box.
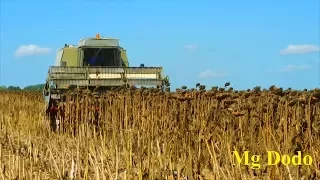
[7,86,21,91]
[0,85,6,90]
[24,84,45,91]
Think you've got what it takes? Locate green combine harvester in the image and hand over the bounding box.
[43,34,170,106]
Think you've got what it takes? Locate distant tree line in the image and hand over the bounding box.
[0,84,46,91]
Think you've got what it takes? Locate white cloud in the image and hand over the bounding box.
[15,44,51,57]
[280,44,320,55]
[280,64,310,72]
[199,70,227,78]
[184,44,198,51]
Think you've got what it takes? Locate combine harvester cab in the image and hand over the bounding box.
[43,34,170,107]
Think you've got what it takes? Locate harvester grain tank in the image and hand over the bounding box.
[43,34,170,107]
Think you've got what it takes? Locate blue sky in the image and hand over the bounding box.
[0,0,319,90]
